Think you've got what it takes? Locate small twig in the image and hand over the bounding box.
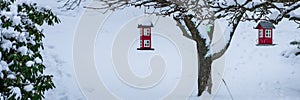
[154,16,160,26]
[222,78,234,100]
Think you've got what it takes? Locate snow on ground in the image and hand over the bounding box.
[214,20,300,100]
[34,0,86,99]
[32,0,300,99]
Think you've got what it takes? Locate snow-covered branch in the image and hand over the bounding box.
[211,0,300,25]
[207,0,300,60]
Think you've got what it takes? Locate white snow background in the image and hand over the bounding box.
[24,0,300,99]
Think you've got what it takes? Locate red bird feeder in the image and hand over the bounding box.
[137,19,154,50]
[254,21,276,45]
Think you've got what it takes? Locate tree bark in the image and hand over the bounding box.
[182,16,212,96]
[196,43,213,96]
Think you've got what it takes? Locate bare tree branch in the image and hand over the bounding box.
[175,18,193,40]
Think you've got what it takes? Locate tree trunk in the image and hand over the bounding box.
[182,16,213,96]
[196,43,212,96]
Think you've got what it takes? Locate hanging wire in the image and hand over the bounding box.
[222,78,234,100]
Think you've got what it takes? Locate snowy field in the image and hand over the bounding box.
[214,20,300,100]
[33,0,300,100]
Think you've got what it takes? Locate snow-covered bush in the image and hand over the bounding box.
[290,41,300,56]
[0,0,60,99]
[281,40,300,58]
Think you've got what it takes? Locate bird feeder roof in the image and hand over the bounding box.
[254,21,275,29]
[137,16,154,28]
